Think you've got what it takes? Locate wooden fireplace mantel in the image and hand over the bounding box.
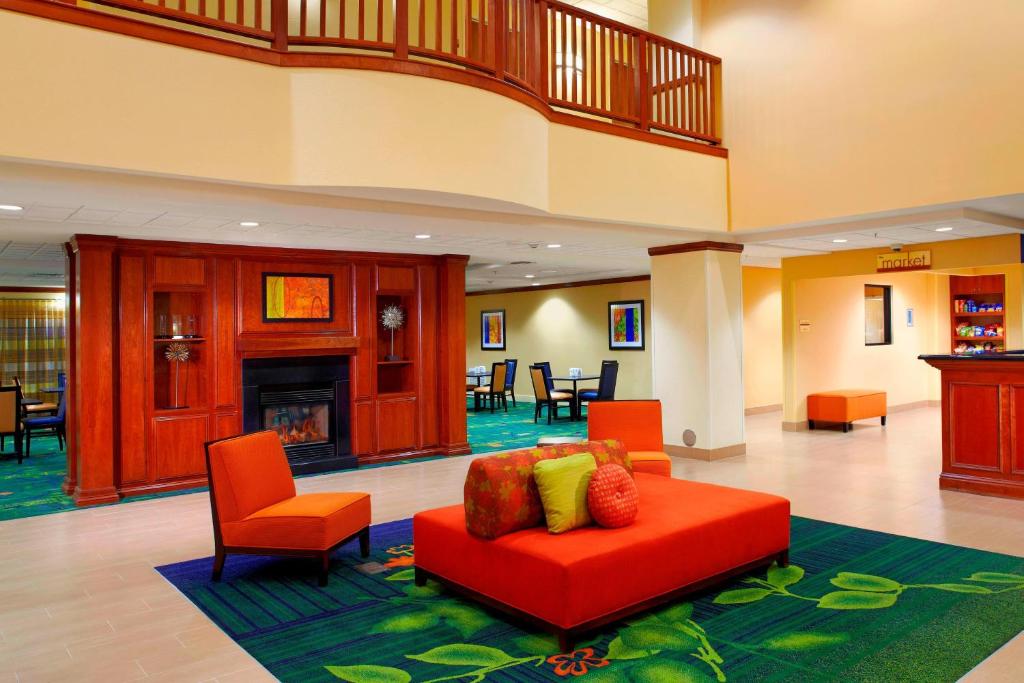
[64,235,470,506]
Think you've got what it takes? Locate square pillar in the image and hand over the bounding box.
[649,242,745,459]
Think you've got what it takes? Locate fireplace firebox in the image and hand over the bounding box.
[242,356,355,474]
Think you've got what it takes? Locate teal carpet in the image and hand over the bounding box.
[157,515,1024,682]
[0,399,578,521]
[466,396,586,453]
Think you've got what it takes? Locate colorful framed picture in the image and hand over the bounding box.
[262,272,334,322]
[480,309,506,350]
[608,300,645,350]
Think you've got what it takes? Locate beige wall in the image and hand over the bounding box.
[465,280,652,400]
[466,266,785,410]
[742,267,782,410]
[0,10,728,233]
[701,0,1024,230]
[789,271,947,423]
[781,236,1024,424]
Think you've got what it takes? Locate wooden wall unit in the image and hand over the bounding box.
[65,235,470,506]
[921,355,1024,500]
[949,274,1005,354]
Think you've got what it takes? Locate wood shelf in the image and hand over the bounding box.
[154,337,206,342]
[954,336,1004,342]
[950,275,1005,353]
[377,360,413,366]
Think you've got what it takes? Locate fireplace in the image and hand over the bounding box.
[242,355,355,474]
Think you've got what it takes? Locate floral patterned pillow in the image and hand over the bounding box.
[463,439,631,539]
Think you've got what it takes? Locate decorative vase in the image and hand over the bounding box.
[165,342,191,409]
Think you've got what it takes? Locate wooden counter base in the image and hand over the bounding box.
[920,355,1024,500]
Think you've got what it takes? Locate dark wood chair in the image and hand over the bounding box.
[23,389,67,457]
[529,365,574,424]
[503,358,518,407]
[578,360,619,417]
[473,362,508,413]
[0,384,24,464]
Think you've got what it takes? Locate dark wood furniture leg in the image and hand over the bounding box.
[881,415,886,426]
[212,547,226,581]
[808,419,815,430]
[359,527,371,557]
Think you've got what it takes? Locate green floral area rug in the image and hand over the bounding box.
[467,397,586,454]
[156,516,1024,682]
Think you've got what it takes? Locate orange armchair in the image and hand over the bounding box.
[205,430,371,586]
[587,400,672,477]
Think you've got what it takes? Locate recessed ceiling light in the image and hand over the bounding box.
[935,226,954,232]
[832,239,848,243]
[531,283,541,286]
[239,221,259,227]
[0,205,24,212]
[524,274,535,279]
[547,244,562,249]
[415,234,431,239]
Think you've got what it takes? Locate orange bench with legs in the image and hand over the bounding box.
[807,390,887,433]
[415,458,790,651]
[587,399,672,476]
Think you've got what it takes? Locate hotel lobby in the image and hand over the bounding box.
[1,0,1023,681]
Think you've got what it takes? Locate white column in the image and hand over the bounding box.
[650,242,745,459]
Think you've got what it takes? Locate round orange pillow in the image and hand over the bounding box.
[587,464,639,528]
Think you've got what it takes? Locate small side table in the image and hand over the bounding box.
[536,436,587,448]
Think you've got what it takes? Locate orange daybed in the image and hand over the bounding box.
[414,473,790,651]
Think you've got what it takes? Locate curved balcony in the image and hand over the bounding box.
[5,0,723,152]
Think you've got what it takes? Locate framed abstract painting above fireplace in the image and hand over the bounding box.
[262,272,334,322]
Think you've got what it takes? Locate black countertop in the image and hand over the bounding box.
[919,350,1024,361]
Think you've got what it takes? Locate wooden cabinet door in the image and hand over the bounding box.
[946,382,1002,478]
[1009,385,1024,480]
[376,397,417,452]
[152,413,209,481]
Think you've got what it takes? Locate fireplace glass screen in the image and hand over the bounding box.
[264,404,330,446]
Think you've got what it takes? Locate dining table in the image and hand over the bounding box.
[551,373,599,421]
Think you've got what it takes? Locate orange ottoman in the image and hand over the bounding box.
[807,390,887,433]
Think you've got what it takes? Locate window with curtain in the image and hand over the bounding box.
[0,298,66,399]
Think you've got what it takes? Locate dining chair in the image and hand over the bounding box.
[578,360,619,417]
[529,365,574,424]
[503,358,518,407]
[536,361,575,399]
[0,384,24,464]
[23,389,66,458]
[473,362,508,413]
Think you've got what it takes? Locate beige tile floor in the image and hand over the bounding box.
[1,406,1022,682]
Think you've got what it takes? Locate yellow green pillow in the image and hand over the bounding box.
[533,453,597,534]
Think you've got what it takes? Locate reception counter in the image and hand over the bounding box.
[919,351,1024,499]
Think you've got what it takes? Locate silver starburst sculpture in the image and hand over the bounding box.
[381,304,405,361]
[164,342,191,409]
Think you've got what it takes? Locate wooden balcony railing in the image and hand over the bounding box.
[13,0,722,146]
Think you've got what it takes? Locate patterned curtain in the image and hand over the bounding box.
[0,298,66,399]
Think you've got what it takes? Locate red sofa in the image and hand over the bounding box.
[415,462,790,651]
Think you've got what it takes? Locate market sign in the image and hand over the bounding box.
[876,250,931,273]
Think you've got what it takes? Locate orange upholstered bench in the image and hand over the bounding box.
[807,390,887,433]
[415,473,790,651]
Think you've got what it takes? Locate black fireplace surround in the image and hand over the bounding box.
[242,355,356,475]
